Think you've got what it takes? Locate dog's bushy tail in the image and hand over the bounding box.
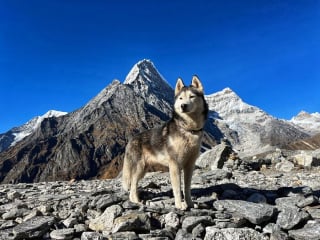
[122,153,131,191]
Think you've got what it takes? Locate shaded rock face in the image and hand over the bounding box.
[0,133,15,153]
[0,167,320,239]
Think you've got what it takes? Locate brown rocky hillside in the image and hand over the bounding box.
[285,133,320,150]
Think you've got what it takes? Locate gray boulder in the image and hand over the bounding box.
[112,212,151,233]
[288,221,320,240]
[196,143,234,169]
[0,216,55,240]
[276,206,310,230]
[88,204,123,232]
[213,200,276,225]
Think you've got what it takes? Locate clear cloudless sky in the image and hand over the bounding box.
[0,0,319,133]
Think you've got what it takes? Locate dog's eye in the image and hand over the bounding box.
[179,97,183,100]
[190,95,195,99]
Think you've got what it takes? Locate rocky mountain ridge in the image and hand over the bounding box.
[0,59,317,184]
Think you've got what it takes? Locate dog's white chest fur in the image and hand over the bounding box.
[168,132,202,165]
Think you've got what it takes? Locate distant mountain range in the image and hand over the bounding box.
[0,59,318,183]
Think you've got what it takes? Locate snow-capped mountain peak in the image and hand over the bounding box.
[205,87,308,156]
[12,110,67,144]
[290,111,320,135]
[291,111,320,121]
[206,87,267,121]
[41,110,67,119]
[124,59,169,86]
[0,110,67,152]
[123,59,174,113]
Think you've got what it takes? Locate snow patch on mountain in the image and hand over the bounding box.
[11,110,67,146]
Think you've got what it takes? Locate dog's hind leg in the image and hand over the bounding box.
[122,153,131,191]
[169,160,185,209]
[129,160,145,203]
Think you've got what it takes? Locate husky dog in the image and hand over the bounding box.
[122,76,208,210]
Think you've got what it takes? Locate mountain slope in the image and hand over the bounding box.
[0,60,314,183]
[206,88,309,156]
[0,84,171,183]
[0,60,200,183]
[0,110,67,153]
[285,133,320,150]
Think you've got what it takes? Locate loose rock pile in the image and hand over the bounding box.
[1,166,320,239]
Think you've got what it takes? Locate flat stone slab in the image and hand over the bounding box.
[1,216,55,240]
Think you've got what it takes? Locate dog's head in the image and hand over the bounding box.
[174,76,206,115]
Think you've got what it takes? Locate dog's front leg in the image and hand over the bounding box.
[169,161,184,209]
[183,163,195,208]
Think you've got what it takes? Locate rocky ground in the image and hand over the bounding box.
[1,161,320,239]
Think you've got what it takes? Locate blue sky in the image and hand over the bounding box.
[1,0,319,133]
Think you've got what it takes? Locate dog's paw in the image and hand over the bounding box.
[129,194,141,204]
[175,201,189,211]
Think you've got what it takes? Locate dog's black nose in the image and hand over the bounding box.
[181,104,187,111]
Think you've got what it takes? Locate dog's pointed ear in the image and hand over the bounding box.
[191,75,203,93]
[175,78,185,96]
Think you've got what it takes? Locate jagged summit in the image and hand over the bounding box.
[220,87,236,94]
[124,59,174,114]
[124,59,169,86]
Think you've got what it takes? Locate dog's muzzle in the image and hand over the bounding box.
[181,104,189,112]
